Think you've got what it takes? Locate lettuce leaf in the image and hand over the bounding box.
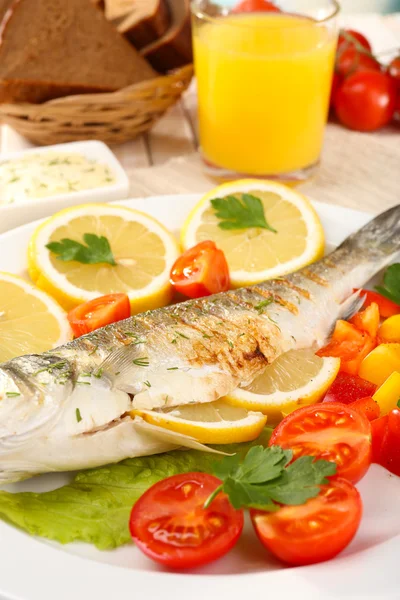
[0,429,272,550]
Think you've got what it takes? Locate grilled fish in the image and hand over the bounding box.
[1,205,399,483]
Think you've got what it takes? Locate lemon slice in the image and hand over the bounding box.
[224,349,340,423]
[0,272,71,363]
[28,204,180,311]
[181,180,325,287]
[131,399,267,444]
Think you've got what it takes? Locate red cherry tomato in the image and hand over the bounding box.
[67,293,130,337]
[232,0,281,12]
[338,29,372,53]
[334,71,397,132]
[388,56,400,90]
[371,408,400,476]
[336,47,380,79]
[350,397,380,422]
[330,72,342,108]
[355,289,400,318]
[269,403,372,483]
[251,478,362,566]
[323,372,377,404]
[129,472,244,569]
[170,241,230,299]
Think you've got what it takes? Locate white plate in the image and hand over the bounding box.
[0,194,399,600]
[0,141,130,234]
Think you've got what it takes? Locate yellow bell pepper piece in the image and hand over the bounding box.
[379,315,400,344]
[372,371,400,416]
[358,343,400,387]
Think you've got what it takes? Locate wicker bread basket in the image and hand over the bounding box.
[0,64,193,145]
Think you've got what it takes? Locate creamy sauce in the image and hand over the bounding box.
[0,152,116,205]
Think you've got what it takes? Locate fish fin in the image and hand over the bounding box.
[133,417,229,455]
[337,289,365,322]
[98,344,145,382]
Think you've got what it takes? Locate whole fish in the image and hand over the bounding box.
[1,205,399,483]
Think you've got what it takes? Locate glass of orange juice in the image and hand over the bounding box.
[191,0,340,182]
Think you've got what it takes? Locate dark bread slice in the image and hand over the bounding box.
[104,0,135,24]
[118,0,170,50]
[140,0,192,73]
[0,0,157,104]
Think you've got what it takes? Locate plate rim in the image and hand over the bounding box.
[1,193,397,600]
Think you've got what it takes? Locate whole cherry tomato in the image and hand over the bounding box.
[336,47,381,79]
[371,408,400,477]
[232,0,281,12]
[251,478,362,566]
[269,403,372,484]
[334,71,397,132]
[170,241,230,299]
[338,29,372,53]
[388,56,400,90]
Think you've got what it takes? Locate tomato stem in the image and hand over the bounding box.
[203,484,223,509]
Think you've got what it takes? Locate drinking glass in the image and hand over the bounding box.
[191,0,340,182]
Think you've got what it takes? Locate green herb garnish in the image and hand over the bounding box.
[46,233,116,266]
[132,357,149,367]
[143,380,151,388]
[204,445,336,510]
[5,392,20,398]
[375,264,400,306]
[76,408,83,423]
[211,194,277,232]
[255,298,273,313]
[33,361,67,377]
[93,368,103,379]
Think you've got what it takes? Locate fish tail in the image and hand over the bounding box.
[338,204,400,264]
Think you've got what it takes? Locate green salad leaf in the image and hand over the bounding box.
[0,430,272,550]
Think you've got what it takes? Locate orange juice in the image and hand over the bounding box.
[193,13,337,176]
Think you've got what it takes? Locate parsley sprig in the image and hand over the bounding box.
[46,233,116,266]
[210,194,277,233]
[204,445,336,510]
[375,264,400,306]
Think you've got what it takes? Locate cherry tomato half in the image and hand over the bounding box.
[232,0,281,13]
[323,372,377,405]
[338,29,372,53]
[67,293,130,337]
[251,478,362,566]
[356,289,400,319]
[334,71,397,132]
[170,241,230,299]
[371,408,400,477]
[129,472,244,569]
[269,403,372,483]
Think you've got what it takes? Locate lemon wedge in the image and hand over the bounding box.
[180,180,325,287]
[0,272,71,363]
[131,399,267,444]
[224,349,340,423]
[28,204,180,311]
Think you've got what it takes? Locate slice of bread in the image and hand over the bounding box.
[104,0,135,24]
[141,0,192,73]
[0,0,157,104]
[117,0,170,50]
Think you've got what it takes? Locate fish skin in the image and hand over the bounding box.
[0,205,399,483]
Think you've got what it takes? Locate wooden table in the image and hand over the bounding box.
[2,13,400,215]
